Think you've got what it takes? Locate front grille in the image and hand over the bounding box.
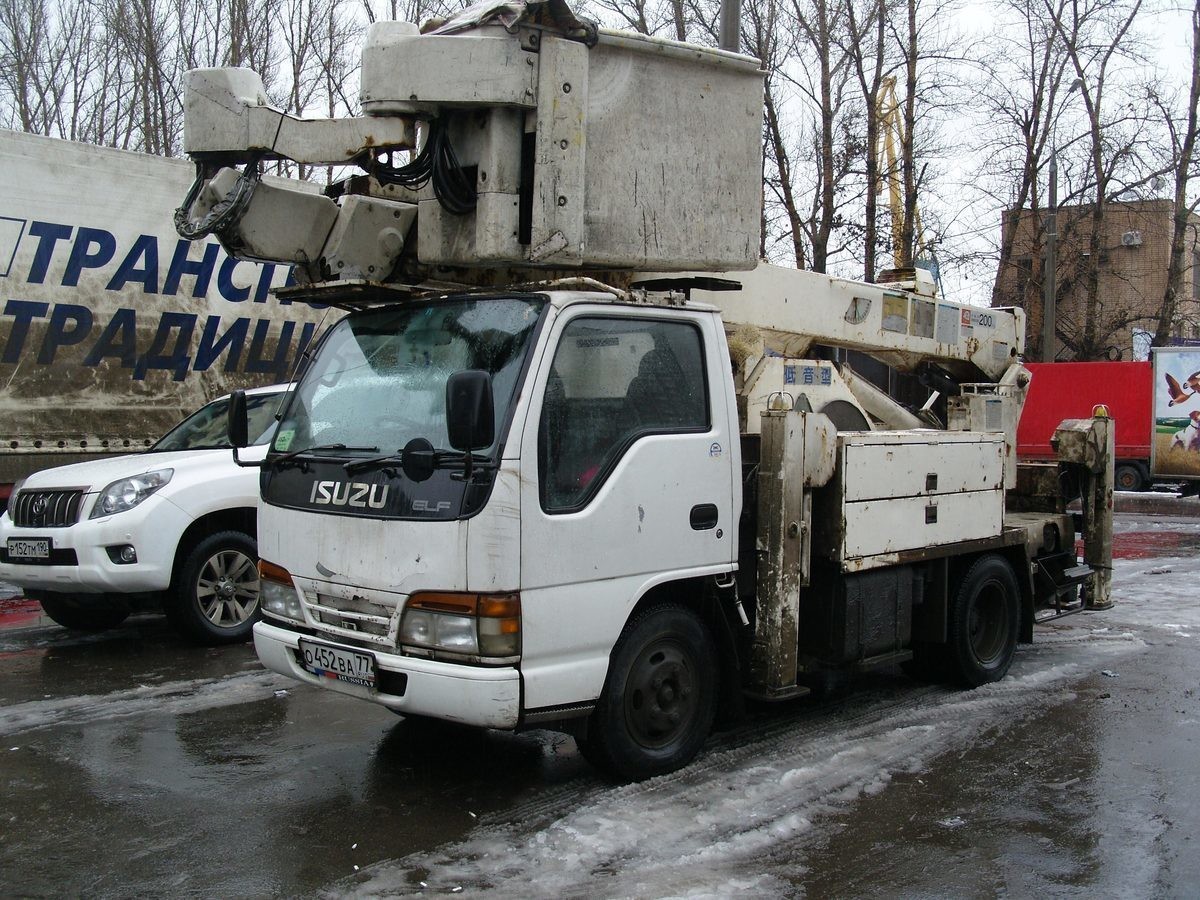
[304,591,397,646]
[11,490,85,527]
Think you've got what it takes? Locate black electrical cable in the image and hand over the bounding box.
[174,156,263,241]
[431,122,477,215]
[372,118,477,215]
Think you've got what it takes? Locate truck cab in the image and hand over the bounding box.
[252,290,739,765]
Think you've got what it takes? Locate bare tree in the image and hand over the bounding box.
[1149,0,1200,347]
[1045,0,1148,359]
[737,0,800,261]
[0,0,56,133]
[788,0,853,272]
[972,0,1075,358]
[843,0,889,282]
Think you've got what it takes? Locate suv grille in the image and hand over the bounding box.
[11,490,85,527]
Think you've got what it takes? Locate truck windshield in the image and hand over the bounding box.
[274,296,546,458]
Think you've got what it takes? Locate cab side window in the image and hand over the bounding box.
[538,317,708,511]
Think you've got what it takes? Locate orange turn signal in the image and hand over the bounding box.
[258,559,293,585]
[407,591,521,618]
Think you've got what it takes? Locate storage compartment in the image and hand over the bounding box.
[801,565,914,664]
[815,431,1005,570]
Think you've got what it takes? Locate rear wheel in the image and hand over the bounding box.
[947,555,1020,688]
[165,530,260,645]
[38,595,129,632]
[580,604,717,781]
[1114,463,1146,492]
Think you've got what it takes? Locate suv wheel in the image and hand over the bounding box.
[166,530,260,645]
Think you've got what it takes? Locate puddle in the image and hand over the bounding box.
[0,597,44,629]
[1109,531,1200,560]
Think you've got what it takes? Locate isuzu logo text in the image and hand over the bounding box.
[308,480,388,509]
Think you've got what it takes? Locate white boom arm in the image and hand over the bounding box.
[636,263,1031,487]
[674,263,1025,383]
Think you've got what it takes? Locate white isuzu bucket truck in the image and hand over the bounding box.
[173,0,1114,779]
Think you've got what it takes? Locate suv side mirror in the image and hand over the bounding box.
[228,390,249,449]
[446,370,494,452]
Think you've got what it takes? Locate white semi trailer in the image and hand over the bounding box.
[172,0,1114,779]
[0,130,328,507]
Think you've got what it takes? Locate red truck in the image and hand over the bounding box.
[1017,361,1152,491]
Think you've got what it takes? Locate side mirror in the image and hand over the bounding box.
[446,370,495,452]
[228,390,249,449]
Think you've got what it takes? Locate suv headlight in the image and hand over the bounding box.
[90,469,173,518]
[3,477,25,520]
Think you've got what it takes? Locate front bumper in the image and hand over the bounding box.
[0,497,189,595]
[253,620,522,729]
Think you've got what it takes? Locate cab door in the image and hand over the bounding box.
[518,307,737,711]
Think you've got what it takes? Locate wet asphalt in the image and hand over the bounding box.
[1,514,1198,897]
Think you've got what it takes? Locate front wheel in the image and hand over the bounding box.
[165,530,260,645]
[947,554,1020,688]
[580,604,717,782]
[38,595,129,632]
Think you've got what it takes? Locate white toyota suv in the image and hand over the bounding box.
[0,386,289,644]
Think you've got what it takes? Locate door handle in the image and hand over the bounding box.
[690,503,719,530]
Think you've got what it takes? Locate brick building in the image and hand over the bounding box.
[992,199,1200,360]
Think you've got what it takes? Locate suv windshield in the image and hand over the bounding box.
[274,296,546,458]
[152,392,285,452]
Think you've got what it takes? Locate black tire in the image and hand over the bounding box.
[1114,463,1145,492]
[582,604,717,781]
[165,530,260,645]
[38,595,129,632]
[947,554,1020,688]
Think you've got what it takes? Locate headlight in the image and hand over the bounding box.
[400,609,478,652]
[3,477,25,520]
[90,469,173,518]
[259,560,304,622]
[399,591,520,661]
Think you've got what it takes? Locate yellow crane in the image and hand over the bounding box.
[875,76,927,272]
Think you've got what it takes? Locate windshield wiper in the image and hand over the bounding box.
[344,452,405,476]
[344,446,497,480]
[273,443,379,471]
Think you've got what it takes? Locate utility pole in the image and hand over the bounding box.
[1042,152,1058,362]
[720,0,740,51]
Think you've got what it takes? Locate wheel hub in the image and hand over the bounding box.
[197,549,259,628]
[626,644,697,749]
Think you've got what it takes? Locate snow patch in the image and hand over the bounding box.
[0,670,291,736]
